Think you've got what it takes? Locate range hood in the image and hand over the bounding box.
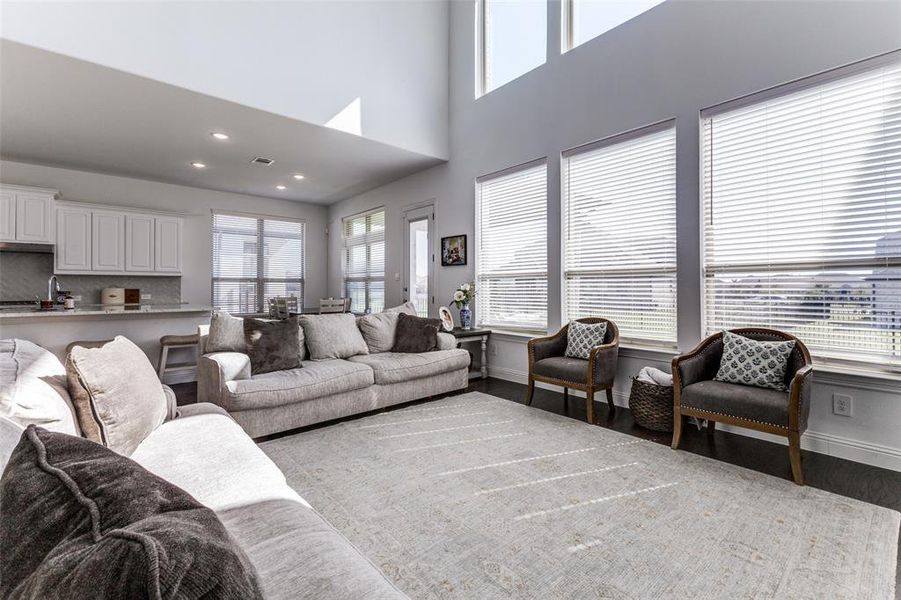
[0,241,54,253]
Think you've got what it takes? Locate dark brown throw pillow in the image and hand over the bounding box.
[244,317,303,375]
[392,313,442,353]
[0,426,264,600]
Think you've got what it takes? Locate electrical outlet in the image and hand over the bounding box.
[141,293,152,300]
[833,393,853,417]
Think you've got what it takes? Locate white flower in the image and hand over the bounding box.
[461,283,471,292]
[453,291,465,301]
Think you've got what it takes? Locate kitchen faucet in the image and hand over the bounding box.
[48,275,61,303]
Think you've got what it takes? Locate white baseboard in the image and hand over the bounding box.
[488,366,901,472]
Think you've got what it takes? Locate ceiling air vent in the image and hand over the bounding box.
[251,157,275,166]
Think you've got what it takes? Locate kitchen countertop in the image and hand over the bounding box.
[0,304,211,319]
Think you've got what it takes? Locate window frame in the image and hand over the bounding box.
[475,0,547,97]
[210,210,306,316]
[342,207,386,314]
[475,157,549,333]
[561,119,678,349]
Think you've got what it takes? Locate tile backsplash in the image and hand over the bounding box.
[0,252,181,304]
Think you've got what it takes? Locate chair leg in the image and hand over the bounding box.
[605,388,615,413]
[789,431,804,485]
[671,413,683,449]
[707,420,716,437]
[562,387,569,411]
[586,389,594,424]
[526,377,535,406]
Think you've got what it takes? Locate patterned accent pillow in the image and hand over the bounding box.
[714,331,795,391]
[564,321,608,360]
[243,317,303,375]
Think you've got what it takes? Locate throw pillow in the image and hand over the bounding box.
[392,313,442,353]
[0,425,264,600]
[565,320,608,359]
[357,311,401,353]
[206,310,246,353]
[383,301,418,315]
[243,317,303,375]
[299,314,370,359]
[714,331,796,391]
[66,336,167,456]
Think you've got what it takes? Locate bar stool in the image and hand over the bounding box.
[158,333,200,381]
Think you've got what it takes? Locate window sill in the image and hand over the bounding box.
[811,362,901,393]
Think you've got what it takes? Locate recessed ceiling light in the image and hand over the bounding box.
[293,174,305,180]
[191,162,207,169]
[276,185,287,190]
[210,132,229,140]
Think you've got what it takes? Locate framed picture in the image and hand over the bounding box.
[441,235,467,266]
[438,306,455,331]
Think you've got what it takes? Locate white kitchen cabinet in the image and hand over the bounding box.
[0,191,15,242]
[125,214,155,272]
[55,207,92,272]
[92,211,126,271]
[154,216,182,273]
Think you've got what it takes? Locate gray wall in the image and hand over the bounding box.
[328,0,901,469]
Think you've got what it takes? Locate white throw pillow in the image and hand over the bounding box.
[206,311,246,353]
[356,302,419,353]
[300,314,370,359]
[564,321,608,360]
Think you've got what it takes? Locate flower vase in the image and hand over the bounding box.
[459,302,472,330]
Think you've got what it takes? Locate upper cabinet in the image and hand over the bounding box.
[91,211,126,272]
[125,214,155,272]
[56,207,92,271]
[154,216,183,273]
[0,185,57,243]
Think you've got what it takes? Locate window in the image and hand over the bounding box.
[343,209,385,314]
[476,160,547,331]
[702,58,901,369]
[563,122,677,346]
[211,213,305,314]
[562,0,665,51]
[477,0,546,95]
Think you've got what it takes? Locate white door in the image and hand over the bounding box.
[92,212,126,271]
[0,192,15,242]
[403,205,434,317]
[16,193,52,243]
[125,214,155,271]
[154,216,182,272]
[56,208,92,271]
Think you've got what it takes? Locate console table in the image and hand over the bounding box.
[451,328,491,380]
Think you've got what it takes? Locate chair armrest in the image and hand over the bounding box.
[673,335,723,390]
[528,329,567,366]
[161,384,179,421]
[589,342,619,388]
[437,332,457,351]
[197,352,251,405]
[788,364,813,432]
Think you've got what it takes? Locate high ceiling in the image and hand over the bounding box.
[0,41,444,204]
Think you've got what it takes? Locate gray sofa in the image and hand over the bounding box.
[0,338,409,599]
[198,306,471,438]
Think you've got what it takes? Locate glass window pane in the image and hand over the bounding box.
[570,0,665,49]
[409,219,430,317]
[485,0,546,92]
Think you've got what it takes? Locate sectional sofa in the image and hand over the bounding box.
[197,303,471,438]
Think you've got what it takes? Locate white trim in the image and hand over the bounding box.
[58,199,188,217]
[211,208,306,224]
[488,364,901,472]
[342,205,385,223]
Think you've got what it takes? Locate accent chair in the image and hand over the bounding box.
[671,328,813,485]
[526,318,619,423]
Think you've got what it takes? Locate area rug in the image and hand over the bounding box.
[260,392,899,599]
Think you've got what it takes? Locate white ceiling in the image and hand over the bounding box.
[0,41,444,204]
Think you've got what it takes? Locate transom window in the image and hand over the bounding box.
[563,121,677,347]
[211,212,305,314]
[562,0,665,51]
[477,0,547,95]
[343,209,386,314]
[702,58,901,369]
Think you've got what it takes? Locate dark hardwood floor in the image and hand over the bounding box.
[171,377,901,589]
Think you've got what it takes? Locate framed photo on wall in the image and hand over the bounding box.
[441,235,467,266]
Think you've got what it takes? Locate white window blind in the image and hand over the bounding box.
[702,58,901,368]
[563,122,677,346]
[343,209,385,313]
[211,213,305,314]
[476,160,547,331]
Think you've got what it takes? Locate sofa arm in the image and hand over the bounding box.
[197,352,251,405]
[437,332,457,351]
[589,343,618,388]
[673,336,723,390]
[161,384,179,421]
[528,329,567,365]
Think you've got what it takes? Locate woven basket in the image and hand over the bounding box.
[628,377,674,432]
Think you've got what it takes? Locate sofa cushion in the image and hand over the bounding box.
[348,349,470,385]
[244,317,303,375]
[66,336,167,456]
[0,338,79,436]
[300,314,370,359]
[532,356,589,384]
[207,310,247,353]
[681,379,790,427]
[1,425,264,600]
[222,359,375,411]
[392,313,442,353]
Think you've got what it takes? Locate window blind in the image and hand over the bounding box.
[343,209,385,313]
[476,160,547,331]
[563,123,677,346]
[211,213,305,314]
[702,58,901,368]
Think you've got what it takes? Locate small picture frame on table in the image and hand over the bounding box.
[441,235,467,266]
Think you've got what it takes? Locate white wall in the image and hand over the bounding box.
[0,0,449,159]
[329,0,901,469]
[0,159,328,373]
